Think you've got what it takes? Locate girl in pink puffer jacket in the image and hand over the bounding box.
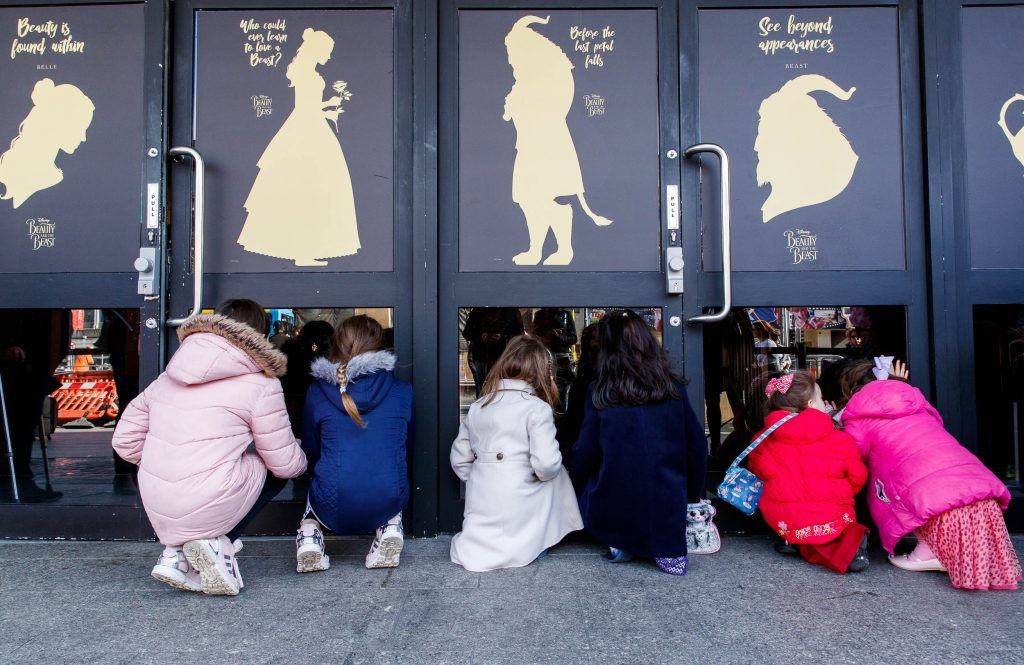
[113,300,307,596]
[839,359,1021,590]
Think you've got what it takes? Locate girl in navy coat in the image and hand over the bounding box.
[297,315,413,572]
[568,310,708,575]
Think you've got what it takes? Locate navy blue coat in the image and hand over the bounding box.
[302,352,413,534]
[568,384,707,558]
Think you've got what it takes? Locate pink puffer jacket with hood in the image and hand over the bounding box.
[841,380,1010,553]
[112,314,307,546]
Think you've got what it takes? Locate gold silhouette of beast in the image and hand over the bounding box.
[755,74,858,223]
[0,79,95,209]
[503,15,612,266]
[998,93,1024,171]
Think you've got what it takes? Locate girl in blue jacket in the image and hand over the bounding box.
[568,310,708,575]
[296,315,413,572]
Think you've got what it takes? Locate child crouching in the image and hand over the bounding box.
[450,335,582,571]
[297,315,413,572]
[747,372,871,573]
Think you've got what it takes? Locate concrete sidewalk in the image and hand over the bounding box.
[2,535,1021,665]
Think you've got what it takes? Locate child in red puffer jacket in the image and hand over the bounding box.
[747,371,870,574]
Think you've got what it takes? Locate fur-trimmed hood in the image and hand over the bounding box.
[309,350,397,385]
[170,313,287,383]
[309,351,397,415]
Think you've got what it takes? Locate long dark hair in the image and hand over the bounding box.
[591,310,680,409]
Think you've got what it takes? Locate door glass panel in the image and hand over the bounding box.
[193,9,395,272]
[457,307,662,459]
[972,305,1024,488]
[703,305,906,470]
[1,308,139,504]
[0,4,145,274]
[458,9,661,271]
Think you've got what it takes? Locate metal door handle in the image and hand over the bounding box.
[684,143,732,324]
[167,147,205,327]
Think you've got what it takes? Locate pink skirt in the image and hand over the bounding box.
[917,499,1022,591]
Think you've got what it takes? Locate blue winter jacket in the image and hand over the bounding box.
[568,383,707,558]
[302,351,413,534]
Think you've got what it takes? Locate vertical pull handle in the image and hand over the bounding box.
[167,147,205,327]
[684,143,732,324]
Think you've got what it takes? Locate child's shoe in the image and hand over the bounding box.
[296,518,330,573]
[655,556,688,576]
[365,520,404,569]
[183,535,241,596]
[150,547,202,592]
[847,535,870,573]
[603,547,634,563]
[774,539,799,556]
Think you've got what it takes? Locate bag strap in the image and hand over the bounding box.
[727,412,799,469]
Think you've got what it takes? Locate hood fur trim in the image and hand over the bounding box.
[310,350,396,385]
[177,313,287,377]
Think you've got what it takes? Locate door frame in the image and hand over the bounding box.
[0,0,166,538]
[436,0,684,532]
[679,0,933,436]
[166,0,440,535]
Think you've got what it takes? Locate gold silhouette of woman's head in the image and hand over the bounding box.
[0,78,95,208]
[298,28,334,66]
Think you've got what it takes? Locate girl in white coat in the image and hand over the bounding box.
[450,335,583,571]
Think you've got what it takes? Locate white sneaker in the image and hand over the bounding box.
[183,535,241,596]
[151,547,202,593]
[296,519,330,573]
[365,521,404,569]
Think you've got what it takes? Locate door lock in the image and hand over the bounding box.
[135,247,159,295]
[665,247,684,294]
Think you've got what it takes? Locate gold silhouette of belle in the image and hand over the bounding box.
[0,79,95,209]
[238,28,360,267]
[503,15,612,266]
[998,93,1024,171]
[755,75,858,223]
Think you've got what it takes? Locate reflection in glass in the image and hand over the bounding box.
[703,306,906,470]
[458,307,662,461]
[973,305,1024,488]
[1,308,140,504]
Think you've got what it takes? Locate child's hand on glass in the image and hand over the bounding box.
[891,360,909,381]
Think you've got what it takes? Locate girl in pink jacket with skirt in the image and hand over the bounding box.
[839,358,1021,590]
[113,300,307,596]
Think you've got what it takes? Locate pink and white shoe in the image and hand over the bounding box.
[183,535,242,596]
[888,552,947,572]
[151,547,202,592]
[365,521,404,569]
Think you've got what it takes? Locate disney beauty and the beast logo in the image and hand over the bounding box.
[784,228,817,264]
[26,217,55,250]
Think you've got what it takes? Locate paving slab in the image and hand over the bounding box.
[1,535,1020,665]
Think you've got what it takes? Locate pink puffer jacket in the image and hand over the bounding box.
[112,314,306,546]
[841,380,1010,553]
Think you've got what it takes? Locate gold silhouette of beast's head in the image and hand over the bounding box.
[755,74,858,223]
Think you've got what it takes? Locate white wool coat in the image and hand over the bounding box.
[450,379,582,571]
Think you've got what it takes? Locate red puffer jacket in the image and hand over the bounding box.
[748,409,868,545]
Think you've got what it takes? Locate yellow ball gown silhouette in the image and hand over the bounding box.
[238,28,360,267]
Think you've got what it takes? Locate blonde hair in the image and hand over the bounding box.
[331,315,387,427]
[480,335,560,411]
